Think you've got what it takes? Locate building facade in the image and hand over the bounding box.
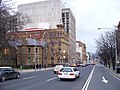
[18,0,65,29]
[62,8,76,63]
[76,41,87,63]
[17,39,48,68]
[0,40,18,67]
[8,24,69,67]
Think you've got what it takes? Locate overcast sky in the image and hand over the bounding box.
[16,0,120,53]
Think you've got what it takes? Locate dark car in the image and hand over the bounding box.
[0,67,20,82]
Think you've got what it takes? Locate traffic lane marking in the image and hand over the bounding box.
[82,66,95,90]
[23,76,37,80]
[102,76,108,84]
[23,76,57,82]
[47,77,57,82]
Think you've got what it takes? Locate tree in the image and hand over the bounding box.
[0,0,28,66]
[0,0,27,49]
[96,30,116,70]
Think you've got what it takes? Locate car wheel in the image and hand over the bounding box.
[16,74,20,79]
[77,73,80,78]
[54,71,56,74]
[1,76,6,82]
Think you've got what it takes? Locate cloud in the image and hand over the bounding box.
[64,0,120,53]
[17,0,120,53]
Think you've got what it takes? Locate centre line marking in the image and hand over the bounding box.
[47,77,57,82]
[23,76,37,80]
[82,66,95,90]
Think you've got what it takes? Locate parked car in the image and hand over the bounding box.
[70,63,77,67]
[58,67,80,80]
[82,63,86,67]
[53,65,63,74]
[0,67,20,82]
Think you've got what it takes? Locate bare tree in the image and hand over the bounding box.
[0,0,27,49]
[0,0,28,67]
[96,31,116,70]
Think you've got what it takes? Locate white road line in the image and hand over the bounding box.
[47,77,57,82]
[82,66,95,90]
[23,76,37,80]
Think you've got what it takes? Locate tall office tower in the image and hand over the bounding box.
[62,8,76,63]
[18,0,65,29]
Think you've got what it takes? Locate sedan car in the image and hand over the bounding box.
[58,67,80,80]
[53,65,63,74]
[0,67,20,82]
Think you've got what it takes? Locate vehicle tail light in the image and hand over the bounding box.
[69,73,75,76]
[58,73,62,75]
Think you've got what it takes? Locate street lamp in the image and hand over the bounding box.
[43,32,47,68]
[63,50,66,64]
[34,33,38,71]
[98,27,118,69]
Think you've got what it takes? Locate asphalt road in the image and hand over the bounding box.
[88,64,120,90]
[0,65,120,90]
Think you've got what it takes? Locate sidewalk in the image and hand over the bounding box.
[105,66,120,79]
[15,67,54,73]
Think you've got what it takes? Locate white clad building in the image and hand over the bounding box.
[18,0,65,29]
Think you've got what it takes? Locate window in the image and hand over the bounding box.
[36,48,38,53]
[62,13,65,17]
[28,48,31,53]
[60,68,72,72]
[66,12,69,17]
[74,68,78,71]
[28,57,31,65]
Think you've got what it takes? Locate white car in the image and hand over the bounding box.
[58,67,80,80]
[53,65,63,74]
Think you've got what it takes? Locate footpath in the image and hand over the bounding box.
[105,66,120,79]
[15,67,54,73]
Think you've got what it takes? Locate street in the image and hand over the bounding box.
[0,65,120,90]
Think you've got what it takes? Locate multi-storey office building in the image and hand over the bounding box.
[62,8,76,63]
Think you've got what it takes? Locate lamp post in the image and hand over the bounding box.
[43,32,47,68]
[34,33,39,71]
[63,50,66,64]
[98,27,118,69]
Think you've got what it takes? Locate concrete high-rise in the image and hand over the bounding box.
[62,8,76,63]
[18,0,65,29]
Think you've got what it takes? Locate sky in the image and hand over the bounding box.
[16,0,120,53]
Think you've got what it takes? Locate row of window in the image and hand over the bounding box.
[62,13,69,17]
[28,48,38,53]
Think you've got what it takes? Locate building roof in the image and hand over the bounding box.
[8,38,47,48]
[27,38,47,47]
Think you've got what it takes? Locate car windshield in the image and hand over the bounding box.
[60,68,72,72]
